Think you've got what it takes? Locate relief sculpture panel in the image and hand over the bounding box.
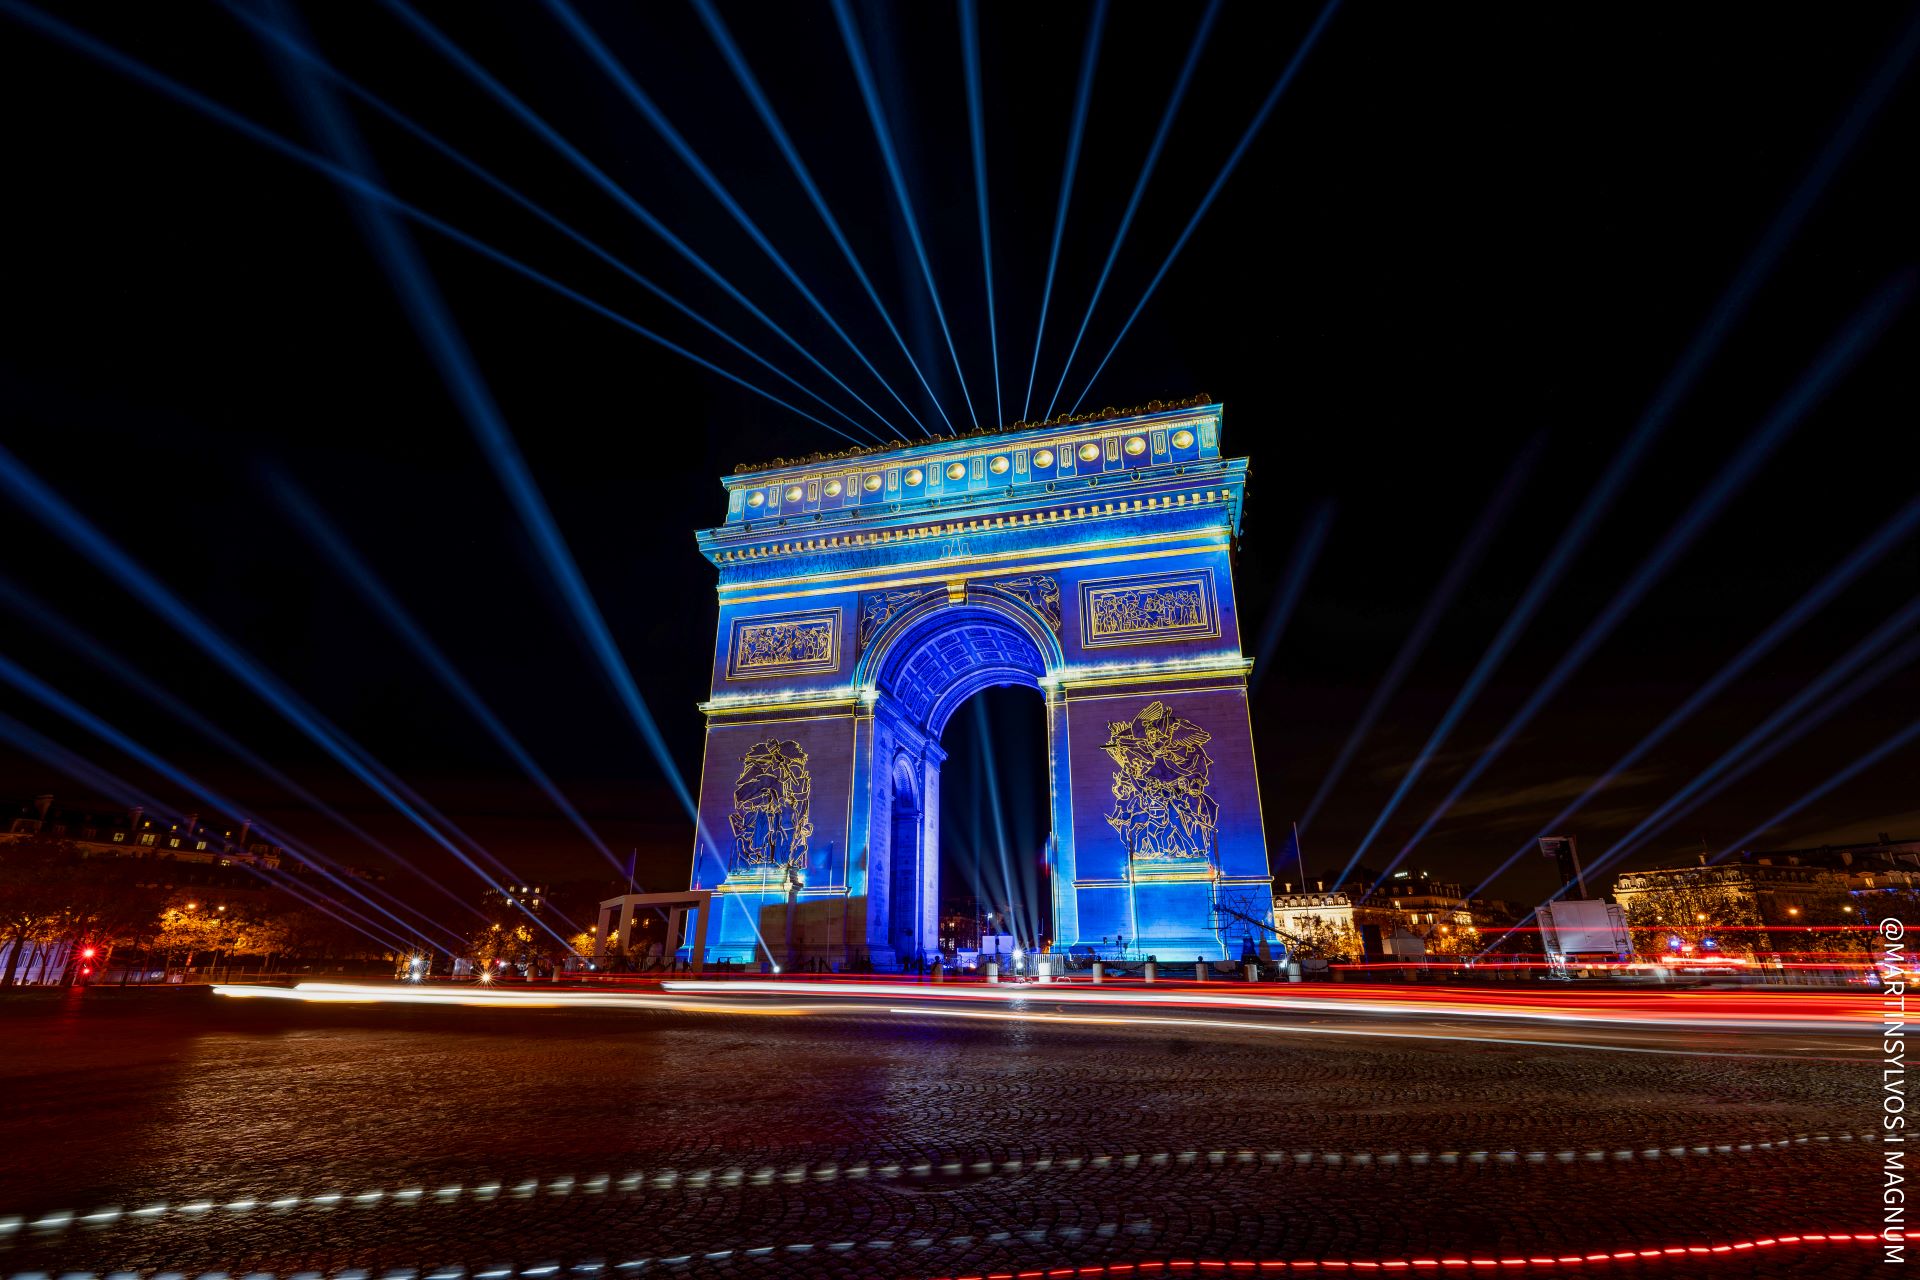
[727,609,840,679]
[1079,568,1218,648]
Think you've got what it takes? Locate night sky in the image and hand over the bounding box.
[2,2,1915,918]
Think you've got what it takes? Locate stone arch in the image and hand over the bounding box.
[859,589,1059,738]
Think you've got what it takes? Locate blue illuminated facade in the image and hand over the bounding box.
[687,399,1278,967]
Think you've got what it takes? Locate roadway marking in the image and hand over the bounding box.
[1,1229,1880,1278]
[0,1133,1871,1239]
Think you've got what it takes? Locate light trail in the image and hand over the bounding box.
[1043,0,1221,421]
[891,1006,1840,1060]
[1250,501,1334,691]
[272,474,624,878]
[212,981,812,1013]
[1020,0,1108,422]
[0,574,475,942]
[958,0,1001,429]
[1300,445,1537,836]
[0,444,578,955]
[1470,493,1920,898]
[379,0,893,442]
[1374,277,1911,883]
[830,0,978,430]
[221,0,888,443]
[541,0,930,437]
[3,1,858,443]
[1070,0,1342,411]
[690,0,955,435]
[0,709,427,957]
[254,6,699,846]
[912,1234,1878,1277]
[1709,715,1920,865]
[660,979,1870,1032]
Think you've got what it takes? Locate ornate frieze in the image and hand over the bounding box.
[727,739,812,873]
[986,574,1062,635]
[1102,700,1219,871]
[727,609,840,680]
[858,588,933,653]
[1079,568,1218,648]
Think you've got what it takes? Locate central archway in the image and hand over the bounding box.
[858,592,1057,968]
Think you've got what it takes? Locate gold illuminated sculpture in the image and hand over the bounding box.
[728,740,814,872]
[1103,701,1219,867]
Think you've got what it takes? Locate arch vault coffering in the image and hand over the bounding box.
[687,403,1279,969]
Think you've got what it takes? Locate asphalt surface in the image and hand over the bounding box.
[0,982,1885,1278]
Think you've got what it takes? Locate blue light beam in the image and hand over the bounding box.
[0,575,477,945]
[1631,631,1920,871]
[380,0,895,441]
[1078,0,1920,413]
[1479,627,1920,960]
[541,0,931,437]
[1251,501,1334,690]
[1043,0,1220,421]
[1469,492,1920,898]
[1071,0,1341,411]
[0,443,579,956]
[831,0,979,430]
[0,668,425,956]
[0,719,424,958]
[1299,440,1539,836]
[254,3,700,835]
[1375,276,1911,883]
[220,0,892,445]
[271,474,627,878]
[1021,0,1108,423]
[958,0,1002,430]
[1709,719,1920,865]
[5,0,861,445]
[690,0,956,435]
[1580,595,1920,886]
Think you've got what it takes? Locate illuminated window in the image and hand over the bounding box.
[1124,436,1147,456]
[864,474,883,492]
[1171,429,1195,449]
[1078,442,1101,462]
[989,456,1010,474]
[747,491,765,508]
[825,480,843,497]
[946,462,967,481]
[169,838,180,848]
[904,469,923,487]
[1033,449,1055,468]
[784,485,804,502]
[139,833,156,846]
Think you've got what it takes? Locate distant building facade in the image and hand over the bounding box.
[1272,869,1476,959]
[1610,857,1857,964]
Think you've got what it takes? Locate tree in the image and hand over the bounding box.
[0,837,74,988]
[1282,916,1363,961]
[1421,922,1483,958]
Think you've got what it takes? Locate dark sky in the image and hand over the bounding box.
[2,1,1915,919]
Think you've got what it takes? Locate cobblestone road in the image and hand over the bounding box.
[0,996,1879,1278]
